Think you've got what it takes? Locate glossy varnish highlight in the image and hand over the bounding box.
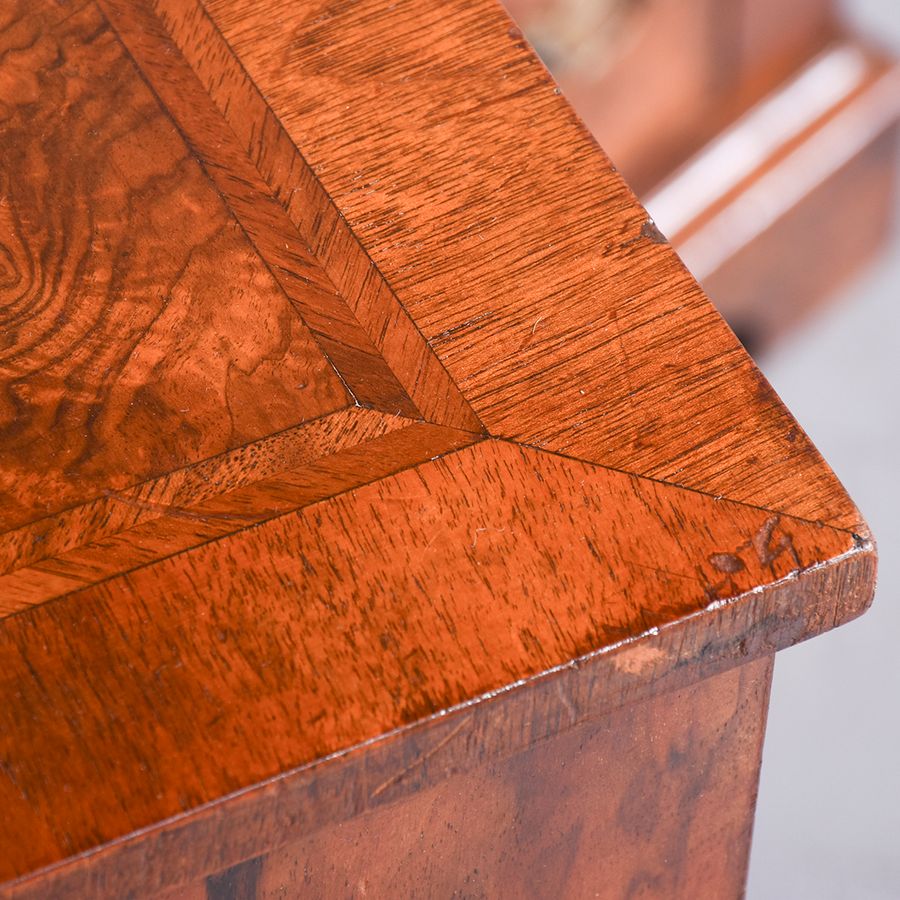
[0,0,876,896]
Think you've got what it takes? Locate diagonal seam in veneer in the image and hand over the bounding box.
[496,436,872,541]
[95,0,484,434]
[174,0,483,432]
[10,2,869,609]
[90,0,384,416]
[503,440,874,617]
[0,433,869,625]
[0,443,876,893]
[0,532,874,899]
[0,406,435,606]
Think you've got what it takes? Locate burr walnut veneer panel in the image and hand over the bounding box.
[0,0,876,896]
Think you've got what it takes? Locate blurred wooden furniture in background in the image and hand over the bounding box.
[503,0,900,353]
[0,0,877,897]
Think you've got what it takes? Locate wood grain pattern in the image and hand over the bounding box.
[0,0,348,531]
[504,0,900,353]
[0,0,484,612]
[197,0,864,532]
[3,546,867,898]
[178,657,773,900]
[0,440,872,889]
[258,658,773,899]
[97,0,482,433]
[0,411,479,613]
[0,0,878,895]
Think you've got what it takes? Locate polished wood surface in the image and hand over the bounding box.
[174,657,775,899]
[0,0,876,896]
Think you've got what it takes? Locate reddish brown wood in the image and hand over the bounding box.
[0,414,479,611]
[0,0,349,530]
[100,0,481,433]
[184,0,867,530]
[0,0,877,897]
[175,657,775,900]
[0,439,869,884]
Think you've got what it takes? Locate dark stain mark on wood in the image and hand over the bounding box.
[620,218,667,250]
[639,218,667,243]
[206,855,263,900]
[753,516,801,568]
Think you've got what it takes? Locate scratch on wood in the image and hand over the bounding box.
[555,678,578,726]
[370,716,473,800]
[102,490,244,523]
[470,526,507,550]
[518,314,545,353]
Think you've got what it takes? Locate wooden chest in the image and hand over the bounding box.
[0,0,876,896]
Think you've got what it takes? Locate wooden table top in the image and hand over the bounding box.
[0,0,876,895]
